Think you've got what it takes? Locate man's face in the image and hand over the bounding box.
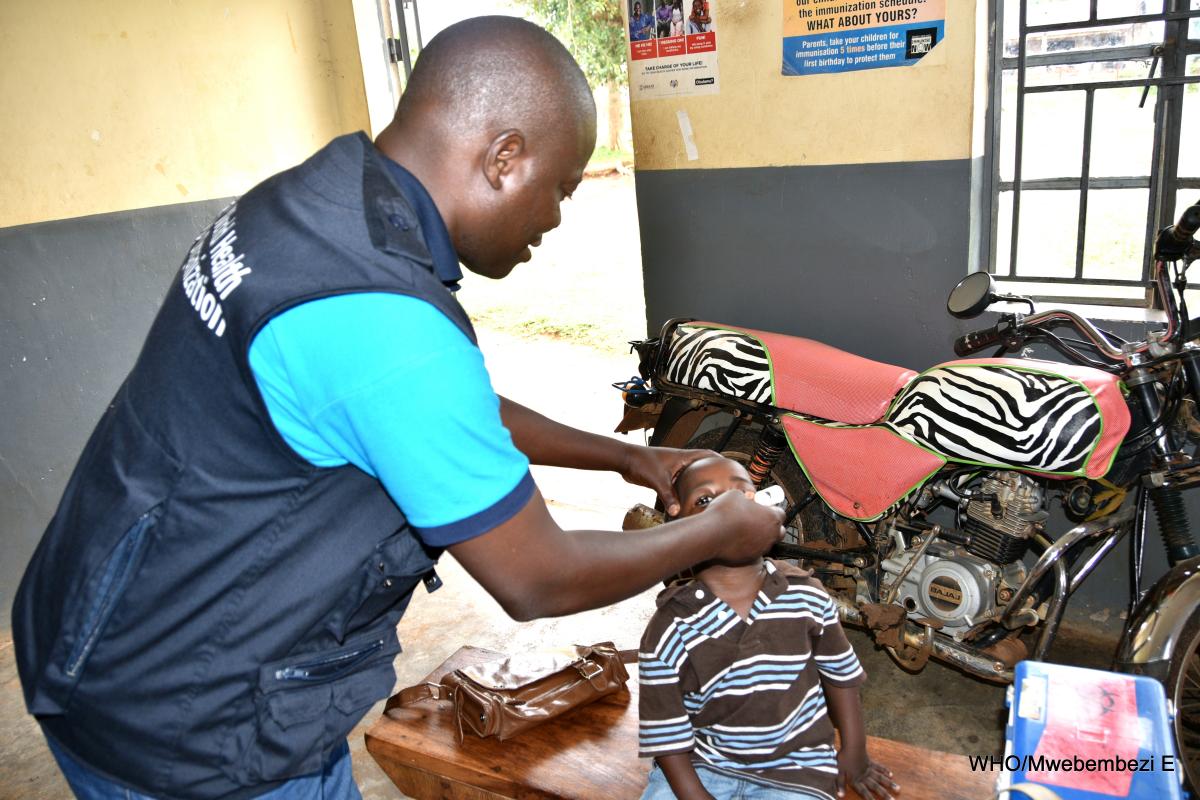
[675,457,755,519]
[456,118,593,280]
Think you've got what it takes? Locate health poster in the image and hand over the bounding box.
[628,0,720,101]
[782,0,945,76]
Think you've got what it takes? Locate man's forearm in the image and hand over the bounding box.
[451,488,739,620]
[499,395,633,471]
[499,396,720,516]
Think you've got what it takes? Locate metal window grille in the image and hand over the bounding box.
[987,0,1200,307]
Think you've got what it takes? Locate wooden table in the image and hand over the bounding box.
[365,646,996,799]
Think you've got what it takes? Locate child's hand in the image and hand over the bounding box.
[835,747,898,799]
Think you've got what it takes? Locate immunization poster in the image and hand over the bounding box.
[782,0,945,76]
[627,0,720,101]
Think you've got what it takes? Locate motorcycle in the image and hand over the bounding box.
[614,199,1200,788]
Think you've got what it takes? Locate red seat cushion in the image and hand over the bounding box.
[709,323,917,424]
[782,415,946,521]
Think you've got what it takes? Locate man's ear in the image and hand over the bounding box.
[482,129,526,190]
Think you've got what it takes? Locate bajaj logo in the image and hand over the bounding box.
[928,577,963,611]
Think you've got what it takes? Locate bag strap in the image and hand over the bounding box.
[384,679,467,743]
[619,648,638,664]
[451,684,467,744]
[384,681,449,712]
[995,783,1064,800]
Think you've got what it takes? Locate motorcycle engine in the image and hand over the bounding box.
[879,472,1040,636]
[962,472,1045,565]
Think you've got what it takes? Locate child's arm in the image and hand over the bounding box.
[639,603,709,798]
[656,753,716,800]
[823,683,898,799]
[803,576,899,799]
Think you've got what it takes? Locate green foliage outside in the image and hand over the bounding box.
[589,144,634,165]
[515,0,631,152]
[515,0,627,88]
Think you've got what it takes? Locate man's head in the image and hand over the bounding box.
[377,16,597,278]
[672,456,756,519]
[634,2,643,14]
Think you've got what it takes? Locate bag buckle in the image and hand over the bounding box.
[576,659,606,690]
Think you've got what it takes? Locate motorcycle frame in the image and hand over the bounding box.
[636,317,1200,683]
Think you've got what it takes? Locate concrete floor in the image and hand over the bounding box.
[0,329,1120,799]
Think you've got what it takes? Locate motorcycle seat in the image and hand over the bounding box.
[689,322,917,424]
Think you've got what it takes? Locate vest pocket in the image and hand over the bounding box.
[326,528,439,644]
[238,632,401,783]
[63,506,161,680]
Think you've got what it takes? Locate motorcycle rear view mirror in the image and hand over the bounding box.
[946,272,996,319]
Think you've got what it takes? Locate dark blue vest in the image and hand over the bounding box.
[13,133,474,799]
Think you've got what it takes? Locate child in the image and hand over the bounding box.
[638,456,898,799]
[686,0,711,34]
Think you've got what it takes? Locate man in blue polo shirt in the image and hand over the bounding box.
[13,16,784,800]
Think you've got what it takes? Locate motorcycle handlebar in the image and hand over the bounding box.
[954,323,1005,357]
[1155,199,1200,261]
[1169,201,1200,243]
[959,201,1198,363]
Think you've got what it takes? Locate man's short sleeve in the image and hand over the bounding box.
[248,292,532,547]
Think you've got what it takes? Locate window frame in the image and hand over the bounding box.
[985,0,1200,308]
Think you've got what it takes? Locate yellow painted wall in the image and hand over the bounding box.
[628,0,983,171]
[0,0,370,228]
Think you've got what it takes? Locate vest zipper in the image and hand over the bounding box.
[65,508,158,679]
[273,638,386,682]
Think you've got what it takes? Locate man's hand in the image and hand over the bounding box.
[619,446,717,516]
[836,747,899,800]
[703,489,785,562]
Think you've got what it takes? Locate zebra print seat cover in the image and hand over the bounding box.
[663,323,916,424]
[887,358,1130,479]
[661,326,1131,520]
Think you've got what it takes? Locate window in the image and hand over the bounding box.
[987,0,1200,308]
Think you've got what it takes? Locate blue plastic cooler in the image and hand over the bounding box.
[1000,660,1185,799]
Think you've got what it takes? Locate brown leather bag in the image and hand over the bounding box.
[386,643,631,742]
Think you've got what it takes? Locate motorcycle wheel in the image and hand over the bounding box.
[1168,608,1200,793]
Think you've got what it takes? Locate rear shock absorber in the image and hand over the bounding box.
[746,425,787,488]
[1151,487,1200,565]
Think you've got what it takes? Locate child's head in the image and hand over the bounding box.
[672,456,755,519]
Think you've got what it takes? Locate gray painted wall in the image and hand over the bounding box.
[636,159,979,369]
[0,160,1182,638]
[633,160,1173,631]
[1,198,230,628]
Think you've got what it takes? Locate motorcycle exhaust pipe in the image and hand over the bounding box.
[834,598,1014,683]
